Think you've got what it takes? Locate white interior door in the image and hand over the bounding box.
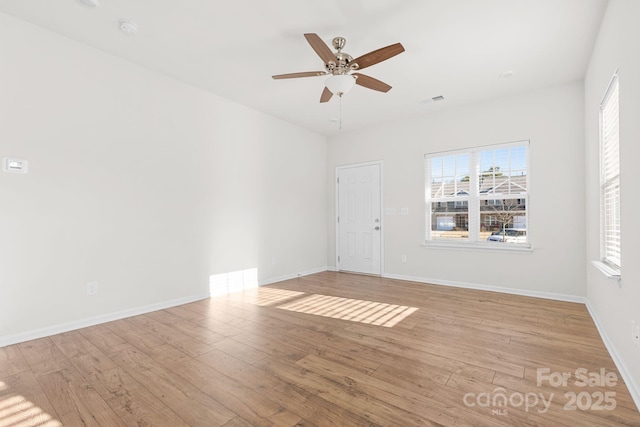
[337,163,381,275]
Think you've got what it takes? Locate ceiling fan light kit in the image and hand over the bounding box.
[325,74,356,96]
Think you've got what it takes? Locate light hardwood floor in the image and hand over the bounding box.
[1,271,639,426]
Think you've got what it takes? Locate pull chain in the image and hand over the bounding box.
[339,94,343,130]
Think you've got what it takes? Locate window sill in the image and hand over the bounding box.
[422,241,533,253]
[591,261,621,281]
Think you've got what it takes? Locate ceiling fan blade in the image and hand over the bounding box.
[304,33,336,65]
[320,86,333,103]
[353,73,392,92]
[272,71,327,79]
[351,43,405,70]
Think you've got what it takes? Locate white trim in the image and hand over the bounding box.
[599,71,621,269]
[335,160,384,276]
[380,272,638,410]
[0,292,210,348]
[422,241,533,253]
[585,301,640,411]
[4,267,636,412]
[335,166,340,271]
[600,69,619,106]
[591,260,621,281]
[382,273,586,304]
[259,266,329,286]
[0,267,332,348]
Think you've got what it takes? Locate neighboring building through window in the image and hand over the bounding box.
[600,73,620,269]
[425,141,529,246]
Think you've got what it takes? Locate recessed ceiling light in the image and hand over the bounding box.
[119,20,139,35]
[499,70,515,78]
[76,0,99,7]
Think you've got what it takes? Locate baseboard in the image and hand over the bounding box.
[1,267,332,348]
[382,273,587,304]
[4,268,637,411]
[0,292,210,348]
[259,266,329,286]
[382,272,638,411]
[585,301,640,411]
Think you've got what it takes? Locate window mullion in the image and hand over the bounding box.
[468,151,480,241]
[425,157,432,241]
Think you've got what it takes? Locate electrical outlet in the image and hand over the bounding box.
[87,282,98,296]
[632,321,640,349]
[401,255,407,263]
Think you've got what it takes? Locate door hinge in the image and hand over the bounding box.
[337,177,339,184]
[337,216,340,223]
[338,256,340,263]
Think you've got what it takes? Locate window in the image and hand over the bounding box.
[600,73,620,269]
[484,215,497,226]
[425,141,529,246]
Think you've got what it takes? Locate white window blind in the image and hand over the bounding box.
[600,73,620,269]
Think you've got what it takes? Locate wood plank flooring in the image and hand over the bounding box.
[1,271,639,426]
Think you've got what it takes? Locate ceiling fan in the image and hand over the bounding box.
[272,33,405,103]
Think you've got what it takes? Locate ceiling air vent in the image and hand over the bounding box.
[419,95,444,104]
[77,0,99,7]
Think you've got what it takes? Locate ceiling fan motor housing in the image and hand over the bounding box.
[323,36,357,75]
[326,52,356,75]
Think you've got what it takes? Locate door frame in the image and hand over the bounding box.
[335,160,384,275]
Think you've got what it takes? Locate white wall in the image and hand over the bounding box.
[0,13,327,344]
[584,0,640,405]
[328,81,586,298]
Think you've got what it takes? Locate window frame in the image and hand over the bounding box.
[599,72,621,272]
[424,140,531,251]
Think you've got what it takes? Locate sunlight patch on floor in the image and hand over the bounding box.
[276,294,418,327]
[0,394,62,427]
[229,287,306,306]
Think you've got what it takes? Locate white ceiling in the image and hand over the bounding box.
[0,0,608,136]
